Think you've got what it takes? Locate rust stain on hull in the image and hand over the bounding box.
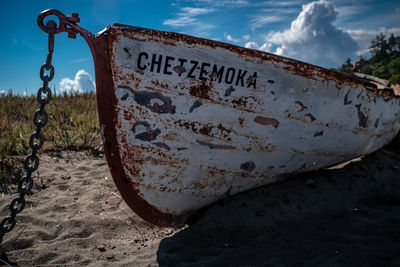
[254,116,280,128]
[189,81,212,99]
[196,140,236,150]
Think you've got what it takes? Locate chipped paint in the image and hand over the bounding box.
[119,85,176,114]
[355,104,368,128]
[196,140,236,150]
[132,121,161,141]
[254,116,280,128]
[189,100,203,113]
[344,90,352,105]
[155,142,171,151]
[240,161,256,172]
[313,131,324,137]
[224,86,235,96]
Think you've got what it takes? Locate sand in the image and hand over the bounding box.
[1,149,400,266]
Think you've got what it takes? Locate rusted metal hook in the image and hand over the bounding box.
[37,9,94,40]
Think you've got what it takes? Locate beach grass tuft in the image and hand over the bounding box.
[0,93,101,189]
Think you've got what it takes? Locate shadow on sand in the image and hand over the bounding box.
[157,150,400,266]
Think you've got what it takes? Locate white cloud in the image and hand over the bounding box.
[245,41,259,49]
[244,41,272,52]
[181,7,215,16]
[250,15,283,30]
[59,70,95,94]
[224,33,241,42]
[260,43,272,52]
[164,16,197,27]
[163,7,215,35]
[243,0,400,67]
[224,33,255,44]
[251,0,359,68]
[249,7,299,30]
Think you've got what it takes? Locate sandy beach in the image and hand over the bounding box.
[1,148,400,266]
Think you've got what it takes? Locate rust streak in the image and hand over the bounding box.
[155,142,171,151]
[199,126,213,136]
[304,113,316,122]
[238,117,245,126]
[196,140,236,150]
[295,100,307,112]
[189,81,211,99]
[254,116,280,128]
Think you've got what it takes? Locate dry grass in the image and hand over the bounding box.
[0,92,102,189]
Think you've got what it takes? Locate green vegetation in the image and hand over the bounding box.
[0,92,101,154]
[337,57,354,73]
[0,92,101,189]
[389,74,400,85]
[338,33,400,82]
[48,93,100,150]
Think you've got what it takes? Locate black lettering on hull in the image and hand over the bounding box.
[225,68,235,84]
[137,52,148,70]
[187,60,199,79]
[150,54,163,73]
[132,50,259,89]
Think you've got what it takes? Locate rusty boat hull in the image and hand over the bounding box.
[46,12,400,226]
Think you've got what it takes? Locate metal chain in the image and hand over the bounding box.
[0,20,57,244]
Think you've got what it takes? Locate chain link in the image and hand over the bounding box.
[0,20,57,244]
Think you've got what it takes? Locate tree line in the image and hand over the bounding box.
[338,33,400,84]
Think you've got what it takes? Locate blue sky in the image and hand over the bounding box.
[0,0,399,95]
